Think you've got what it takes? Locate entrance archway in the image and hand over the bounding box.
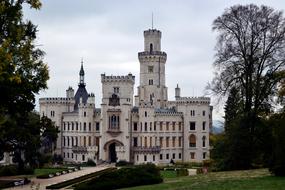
[109,143,117,162]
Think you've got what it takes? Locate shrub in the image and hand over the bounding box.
[75,164,163,190]
[115,160,133,167]
[86,159,96,166]
[0,165,34,176]
[176,168,188,177]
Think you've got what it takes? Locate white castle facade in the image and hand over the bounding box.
[39,28,213,164]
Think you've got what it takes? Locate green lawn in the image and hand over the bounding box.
[123,169,285,190]
[34,168,66,176]
[160,170,177,178]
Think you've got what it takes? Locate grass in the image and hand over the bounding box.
[122,169,285,190]
[160,170,177,178]
[34,168,66,176]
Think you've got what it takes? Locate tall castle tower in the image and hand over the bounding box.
[138,29,168,108]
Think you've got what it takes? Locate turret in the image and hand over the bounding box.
[175,84,181,99]
[66,86,74,99]
[79,62,85,87]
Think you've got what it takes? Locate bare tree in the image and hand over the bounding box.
[211,4,285,119]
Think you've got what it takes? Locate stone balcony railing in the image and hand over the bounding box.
[133,146,161,154]
[72,146,98,153]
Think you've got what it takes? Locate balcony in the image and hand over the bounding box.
[133,146,161,154]
[72,146,98,153]
[107,129,122,137]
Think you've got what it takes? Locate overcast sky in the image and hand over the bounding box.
[23,0,285,121]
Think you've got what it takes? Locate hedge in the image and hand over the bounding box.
[46,167,116,189]
[75,164,163,190]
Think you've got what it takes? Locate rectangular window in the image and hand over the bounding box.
[153,155,155,161]
[172,137,176,147]
[166,122,169,131]
[179,137,182,147]
[202,110,206,116]
[133,137,138,147]
[96,122,100,131]
[160,154,163,160]
[166,153,169,159]
[160,137,163,147]
[179,153,182,159]
[154,122,156,131]
[84,122,86,131]
[148,66,154,73]
[166,137,169,147]
[203,152,206,159]
[172,122,176,131]
[202,121,206,131]
[144,155,147,161]
[150,122,152,131]
[144,122,147,131]
[133,122,138,131]
[160,122,163,131]
[149,79,153,85]
[190,122,196,130]
[179,122,182,131]
[89,123,91,131]
[190,152,195,159]
[172,153,176,159]
[114,87,119,93]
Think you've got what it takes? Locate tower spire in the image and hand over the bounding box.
[151,12,153,29]
[79,59,85,86]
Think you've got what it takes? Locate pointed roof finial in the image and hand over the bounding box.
[152,12,154,29]
[80,58,84,75]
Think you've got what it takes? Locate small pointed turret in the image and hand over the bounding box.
[175,83,181,99]
[79,60,85,86]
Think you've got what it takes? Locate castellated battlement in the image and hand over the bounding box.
[39,97,75,104]
[101,73,135,83]
[138,51,167,62]
[173,97,211,105]
[144,29,161,37]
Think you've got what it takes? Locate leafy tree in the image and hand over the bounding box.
[210,4,285,169]
[40,116,59,154]
[268,112,285,176]
[0,0,49,170]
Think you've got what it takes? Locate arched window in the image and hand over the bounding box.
[202,136,206,147]
[109,114,120,130]
[189,134,196,147]
[150,43,153,53]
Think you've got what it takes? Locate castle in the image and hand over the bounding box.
[39,28,212,164]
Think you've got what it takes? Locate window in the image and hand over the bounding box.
[133,122,138,131]
[144,137,147,147]
[172,122,176,131]
[109,115,120,130]
[67,153,69,158]
[144,155,147,161]
[71,122,74,130]
[149,79,153,85]
[84,122,86,131]
[166,122,169,131]
[76,122,78,130]
[179,153,182,159]
[160,122,163,131]
[84,112,86,117]
[203,152,207,159]
[179,122,182,131]
[160,137,163,147]
[190,110,195,116]
[96,122,100,131]
[150,43,153,53]
[67,122,70,131]
[150,137,152,147]
[154,122,156,131]
[137,155,139,161]
[189,134,196,147]
[145,111,147,117]
[166,137,169,147]
[148,66,154,73]
[190,122,196,130]
[179,137,182,147]
[82,155,85,161]
[89,122,91,131]
[202,121,206,131]
[166,153,169,159]
[202,110,206,116]
[202,136,206,147]
[114,87,119,93]
[153,155,155,161]
[63,122,66,131]
[160,154,163,160]
[172,137,176,147]
[89,136,91,146]
[133,137,138,147]
[172,153,176,159]
[144,122,147,131]
[190,152,195,159]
